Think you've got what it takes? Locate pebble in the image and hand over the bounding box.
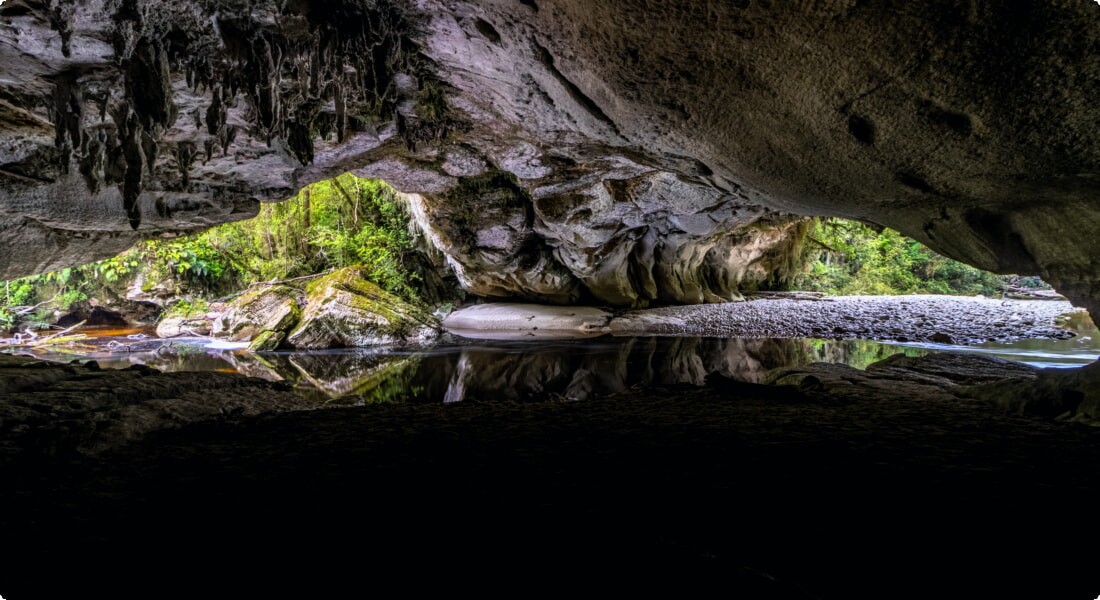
[609,295,1086,344]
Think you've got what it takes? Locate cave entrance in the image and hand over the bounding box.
[1,197,1097,404]
[790,217,1055,299]
[773,217,1098,368]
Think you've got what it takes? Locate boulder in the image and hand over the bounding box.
[443,303,612,340]
[286,268,439,349]
[154,301,222,338]
[249,330,287,352]
[213,285,302,351]
[156,315,214,338]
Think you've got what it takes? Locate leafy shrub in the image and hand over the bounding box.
[794,218,1015,296]
[1,175,431,314]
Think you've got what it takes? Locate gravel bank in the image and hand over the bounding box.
[610,295,1085,344]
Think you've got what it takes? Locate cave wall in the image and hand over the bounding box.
[3,0,1100,309]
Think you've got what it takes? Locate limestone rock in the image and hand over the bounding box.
[765,352,1040,405]
[406,171,807,306]
[249,330,287,353]
[155,314,213,338]
[286,267,439,349]
[4,1,1100,312]
[443,303,612,339]
[213,285,302,349]
[154,300,224,338]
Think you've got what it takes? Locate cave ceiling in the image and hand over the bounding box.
[1,0,1099,309]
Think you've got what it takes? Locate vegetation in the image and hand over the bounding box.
[792,218,1030,296]
[0,175,425,330]
[0,257,141,328]
[198,174,421,299]
[0,190,1051,333]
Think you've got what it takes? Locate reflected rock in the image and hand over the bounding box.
[221,352,292,383]
[424,337,910,404]
[289,350,424,404]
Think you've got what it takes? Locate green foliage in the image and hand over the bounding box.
[140,236,230,292]
[794,218,1011,296]
[0,306,14,329]
[2,262,114,317]
[0,176,425,322]
[55,289,88,311]
[91,253,142,283]
[163,298,210,319]
[204,174,421,301]
[6,279,35,307]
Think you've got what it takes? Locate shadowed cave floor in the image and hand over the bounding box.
[4,370,1100,599]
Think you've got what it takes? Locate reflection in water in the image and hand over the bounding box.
[8,312,1097,405]
[890,311,1100,369]
[5,332,925,404]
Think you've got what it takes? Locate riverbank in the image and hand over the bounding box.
[611,294,1081,343]
[444,295,1084,344]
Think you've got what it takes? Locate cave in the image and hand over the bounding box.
[3,1,1100,598]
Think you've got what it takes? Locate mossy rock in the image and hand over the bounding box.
[248,330,286,352]
[213,285,302,343]
[156,315,213,338]
[156,298,224,338]
[163,298,210,320]
[287,267,439,349]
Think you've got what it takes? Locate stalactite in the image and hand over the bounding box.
[206,86,225,136]
[49,74,82,174]
[115,106,146,231]
[140,130,158,176]
[174,141,196,188]
[47,0,74,58]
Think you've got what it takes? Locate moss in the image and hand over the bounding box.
[249,330,286,352]
[164,298,209,319]
[403,80,457,149]
[340,356,422,404]
[289,267,438,348]
[272,300,302,332]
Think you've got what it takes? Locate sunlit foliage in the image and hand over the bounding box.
[794,218,1011,296]
[0,176,422,326]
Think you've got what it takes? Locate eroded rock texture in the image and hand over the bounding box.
[0,354,309,459]
[3,1,1100,308]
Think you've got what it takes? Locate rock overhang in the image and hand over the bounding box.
[2,0,1099,311]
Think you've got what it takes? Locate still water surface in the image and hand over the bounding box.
[6,311,1098,404]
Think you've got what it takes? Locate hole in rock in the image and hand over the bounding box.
[474,18,502,45]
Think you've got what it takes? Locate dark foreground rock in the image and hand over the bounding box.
[2,351,1100,598]
[766,352,1039,404]
[967,361,1100,425]
[0,354,311,459]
